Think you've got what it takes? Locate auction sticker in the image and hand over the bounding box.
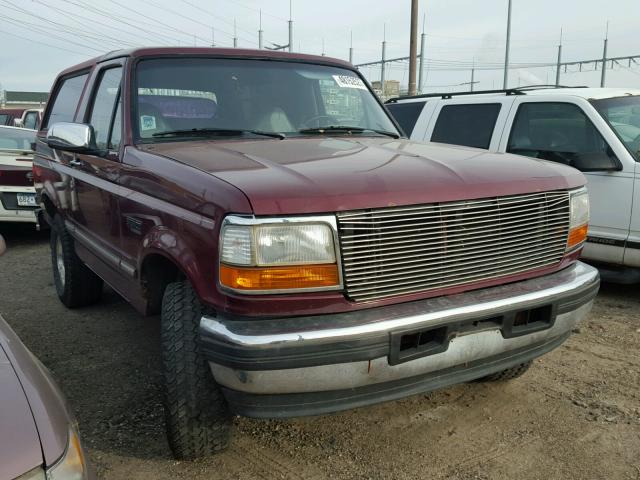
[333,74,367,90]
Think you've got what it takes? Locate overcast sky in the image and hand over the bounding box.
[1,0,639,94]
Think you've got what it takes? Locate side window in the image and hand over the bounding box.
[45,73,89,127]
[431,103,502,149]
[88,67,123,151]
[23,112,38,130]
[507,102,619,171]
[386,101,426,136]
[431,103,501,149]
[109,100,122,150]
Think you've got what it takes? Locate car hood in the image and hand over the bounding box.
[0,315,71,472]
[0,345,43,479]
[140,137,585,215]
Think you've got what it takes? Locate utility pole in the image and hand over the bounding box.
[258,10,263,49]
[380,25,387,98]
[601,21,609,87]
[233,19,238,48]
[349,31,354,64]
[211,27,215,47]
[555,28,562,86]
[470,61,475,92]
[418,13,426,94]
[288,0,293,52]
[322,38,325,56]
[503,0,512,89]
[408,0,419,96]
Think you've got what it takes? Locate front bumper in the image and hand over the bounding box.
[200,262,599,418]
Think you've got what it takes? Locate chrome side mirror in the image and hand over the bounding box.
[46,123,96,153]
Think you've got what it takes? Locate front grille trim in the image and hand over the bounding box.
[337,190,571,302]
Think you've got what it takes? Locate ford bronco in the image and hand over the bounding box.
[34,48,599,459]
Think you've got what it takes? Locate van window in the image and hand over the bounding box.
[431,103,501,149]
[386,101,426,136]
[45,73,89,128]
[508,102,619,171]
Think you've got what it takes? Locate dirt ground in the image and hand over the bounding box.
[0,223,638,480]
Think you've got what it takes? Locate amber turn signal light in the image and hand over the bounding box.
[567,224,588,249]
[220,263,340,291]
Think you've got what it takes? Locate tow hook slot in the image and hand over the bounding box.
[388,304,557,365]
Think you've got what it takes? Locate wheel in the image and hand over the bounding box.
[161,280,232,459]
[50,214,103,308]
[477,360,533,382]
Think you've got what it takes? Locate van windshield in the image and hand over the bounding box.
[134,57,399,141]
[591,95,640,160]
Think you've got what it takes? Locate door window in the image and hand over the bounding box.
[431,103,501,149]
[88,67,123,151]
[45,73,89,127]
[507,102,619,171]
[23,111,39,130]
[386,101,426,136]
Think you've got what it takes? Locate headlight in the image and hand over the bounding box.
[567,187,589,251]
[219,216,341,293]
[47,427,88,480]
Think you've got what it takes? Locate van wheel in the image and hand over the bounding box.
[50,215,103,308]
[478,361,533,382]
[161,280,232,459]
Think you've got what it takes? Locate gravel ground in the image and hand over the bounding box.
[1,223,639,480]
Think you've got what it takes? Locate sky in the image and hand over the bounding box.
[1,0,639,94]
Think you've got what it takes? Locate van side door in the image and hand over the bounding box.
[500,97,632,265]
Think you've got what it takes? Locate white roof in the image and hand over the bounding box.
[391,87,640,103]
[523,87,640,99]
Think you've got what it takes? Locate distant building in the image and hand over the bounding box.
[1,90,48,109]
[371,80,400,100]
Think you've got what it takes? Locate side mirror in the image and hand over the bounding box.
[47,123,96,153]
[571,149,622,172]
[13,118,23,127]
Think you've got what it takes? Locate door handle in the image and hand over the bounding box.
[68,159,82,167]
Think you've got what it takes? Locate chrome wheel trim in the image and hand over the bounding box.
[55,236,65,287]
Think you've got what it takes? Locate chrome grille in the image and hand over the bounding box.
[337,190,570,302]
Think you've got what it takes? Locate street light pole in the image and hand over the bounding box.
[503,0,512,89]
[408,0,419,96]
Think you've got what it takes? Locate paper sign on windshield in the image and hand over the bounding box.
[333,75,367,90]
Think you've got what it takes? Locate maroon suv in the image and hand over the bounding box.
[33,47,599,459]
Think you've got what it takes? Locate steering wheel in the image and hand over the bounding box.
[299,114,335,129]
[629,132,640,154]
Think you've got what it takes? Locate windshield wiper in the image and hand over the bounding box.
[298,126,400,138]
[152,128,285,139]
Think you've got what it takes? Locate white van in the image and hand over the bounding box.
[386,86,640,281]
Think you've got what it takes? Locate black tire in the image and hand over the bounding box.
[478,360,533,382]
[161,280,232,459]
[50,215,103,308]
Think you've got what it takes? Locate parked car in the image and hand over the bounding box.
[0,108,26,126]
[0,236,93,480]
[386,86,640,282]
[14,108,45,130]
[0,126,39,226]
[34,48,599,459]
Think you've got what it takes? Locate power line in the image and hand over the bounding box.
[0,26,90,56]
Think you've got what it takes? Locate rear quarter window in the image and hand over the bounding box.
[431,103,502,149]
[44,72,89,128]
[385,101,426,136]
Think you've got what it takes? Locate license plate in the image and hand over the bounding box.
[16,193,36,207]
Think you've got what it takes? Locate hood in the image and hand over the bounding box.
[0,345,43,479]
[140,137,585,215]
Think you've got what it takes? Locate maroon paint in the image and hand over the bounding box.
[33,48,587,320]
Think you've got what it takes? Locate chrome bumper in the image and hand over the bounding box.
[200,262,599,417]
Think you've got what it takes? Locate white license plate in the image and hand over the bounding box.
[16,193,36,207]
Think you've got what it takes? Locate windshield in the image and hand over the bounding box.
[0,126,36,151]
[134,57,399,141]
[591,96,640,160]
